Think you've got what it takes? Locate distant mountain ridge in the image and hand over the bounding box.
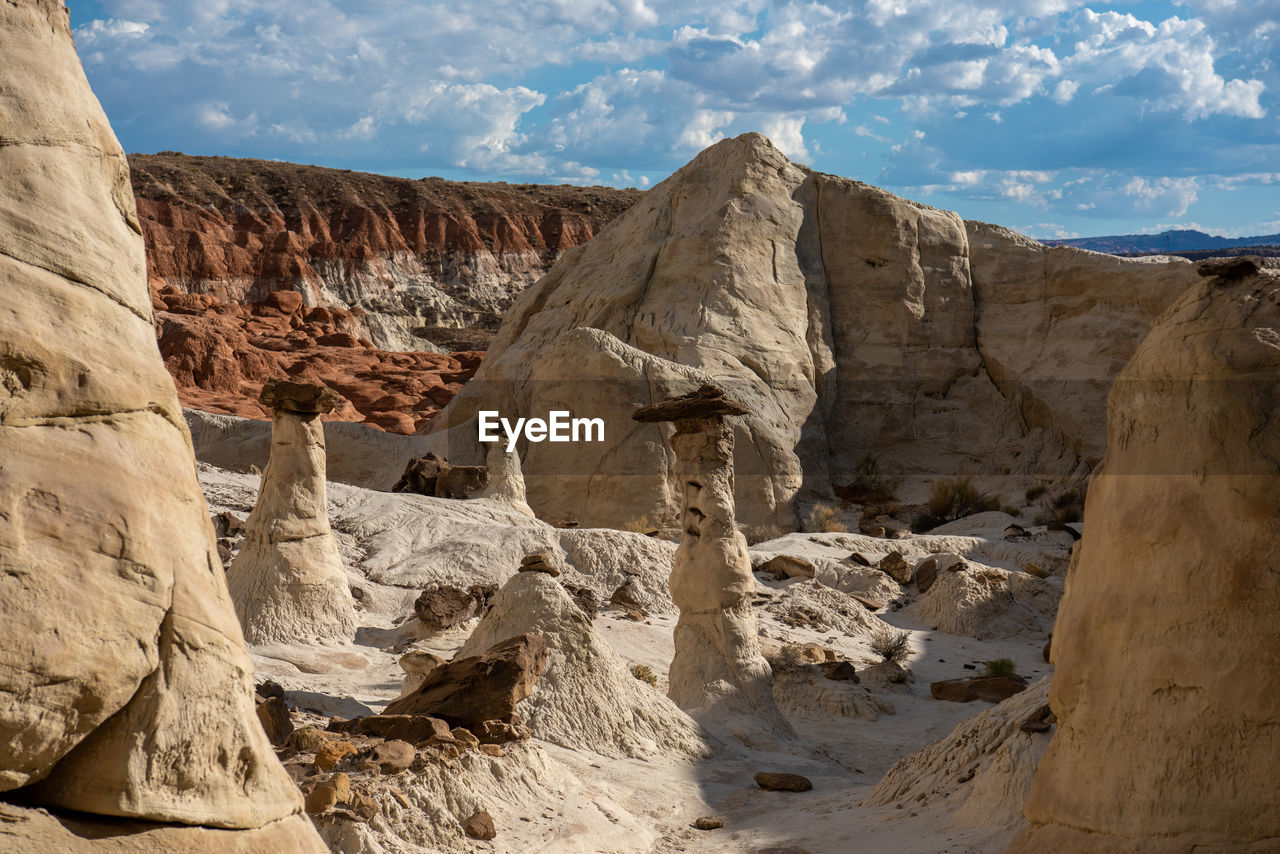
[1045,228,1280,255]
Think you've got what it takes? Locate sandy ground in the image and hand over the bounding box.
[201,464,1061,854]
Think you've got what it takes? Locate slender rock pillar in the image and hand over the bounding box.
[227,380,356,644]
[634,385,788,728]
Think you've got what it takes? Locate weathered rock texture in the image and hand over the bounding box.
[226,380,357,644]
[0,1,322,848]
[867,677,1051,831]
[459,571,709,759]
[156,285,481,433]
[131,152,639,351]
[433,133,1201,527]
[634,388,788,730]
[1010,267,1280,852]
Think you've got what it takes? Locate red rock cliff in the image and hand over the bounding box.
[131,154,639,434]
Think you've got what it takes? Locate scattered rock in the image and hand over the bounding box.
[314,740,358,772]
[255,694,294,746]
[383,634,549,729]
[334,714,452,744]
[392,453,449,495]
[754,772,814,792]
[561,583,600,616]
[413,582,495,631]
[1003,524,1030,541]
[759,554,817,580]
[878,550,913,584]
[693,816,725,830]
[304,783,339,814]
[1024,562,1049,578]
[930,675,1030,703]
[464,810,497,840]
[327,772,351,803]
[398,650,447,697]
[348,791,380,821]
[846,552,873,567]
[819,661,859,682]
[914,557,938,593]
[1042,634,1052,663]
[370,740,415,774]
[518,552,561,577]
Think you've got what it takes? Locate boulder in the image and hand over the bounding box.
[758,554,817,580]
[930,675,1029,703]
[877,550,913,584]
[382,634,548,729]
[464,810,497,841]
[456,571,708,759]
[754,772,813,792]
[0,1,319,847]
[413,582,493,631]
[1011,268,1280,852]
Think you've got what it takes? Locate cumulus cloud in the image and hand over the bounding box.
[66,0,1277,229]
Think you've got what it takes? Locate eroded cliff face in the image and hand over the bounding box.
[1010,264,1280,852]
[432,134,1202,527]
[130,153,641,351]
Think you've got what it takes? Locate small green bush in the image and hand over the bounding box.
[913,476,1000,531]
[630,664,658,686]
[870,628,912,664]
[984,657,1016,677]
[806,503,847,533]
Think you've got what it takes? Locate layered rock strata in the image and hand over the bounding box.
[131,152,640,351]
[226,380,357,644]
[433,133,1201,527]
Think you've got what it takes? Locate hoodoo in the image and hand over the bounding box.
[633,386,789,730]
[1010,261,1280,851]
[227,379,358,644]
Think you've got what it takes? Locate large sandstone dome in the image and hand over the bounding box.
[432,133,1200,528]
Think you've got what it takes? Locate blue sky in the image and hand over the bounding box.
[67,0,1280,239]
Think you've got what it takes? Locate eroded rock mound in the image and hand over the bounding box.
[0,1,321,848]
[457,571,709,759]
[866,677,1051,831]
[1011,268,1280,851]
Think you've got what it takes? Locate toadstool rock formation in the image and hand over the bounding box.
[633,386,790,731]
[0,1,322,849]
[225,379,357,644]
[1009,265,1280,852]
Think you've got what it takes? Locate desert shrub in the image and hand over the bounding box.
[769,644,809,673]
[1034,484,1087,526]
[869,627,912,664]
[742,523,785,545]
[806,503,847,533]
[984,658,1016,678]
[630,664,658,686]
[621,515,659,534]
[1024,483,1049,503]
[837,455,903,504]
[913,475,1000,531]
[1001,504,1022,517]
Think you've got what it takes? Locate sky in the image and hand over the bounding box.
[66,0,1280,240]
